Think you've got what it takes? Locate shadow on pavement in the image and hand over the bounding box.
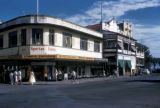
[126,79,160,83]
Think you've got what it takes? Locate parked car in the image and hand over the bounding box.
[142,69,150,75]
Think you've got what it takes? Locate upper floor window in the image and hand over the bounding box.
[32,28,43,45]
[80,37,88,50]
[124,42,129,50]
[94,41,100,52]
[105,40,117,49]
[131,45,136,52]
[21,29,26,46]
[117,42,123,50]
[8,31,17,48]
[0,35,3,49]
[63,32,72,48]
[49,29,54,45]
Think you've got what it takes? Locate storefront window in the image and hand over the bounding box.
[8,31,17,48]
[32,28,43,45]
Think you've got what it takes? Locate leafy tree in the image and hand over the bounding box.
[143,45,152,69]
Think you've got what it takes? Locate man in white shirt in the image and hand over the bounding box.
[17,69,22,85]
[9,72,14,85]
[72,70,76,82]
[14,70,18,85]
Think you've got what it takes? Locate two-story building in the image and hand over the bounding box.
[87,19,137,76]
[0,15,104,83]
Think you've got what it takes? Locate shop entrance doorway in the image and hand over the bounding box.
[32,66,44,81]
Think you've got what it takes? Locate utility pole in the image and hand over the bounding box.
[99,1,104,32]
[100,1,103,24]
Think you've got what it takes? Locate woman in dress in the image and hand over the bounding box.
[29,71,36,85]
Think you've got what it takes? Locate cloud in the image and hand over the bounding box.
[133,24,160,57]
[133,24,160,40]
[66,0,160,57]
[66,0,160,26]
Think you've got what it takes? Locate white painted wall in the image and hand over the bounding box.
[88,40,94,51]
[29,46,102,58]
[102,20,120,33]
[72,33,80,49]
[54,28,63,47]
[43,28,49,45]
[0,25,102,59]
[0,16,102,38]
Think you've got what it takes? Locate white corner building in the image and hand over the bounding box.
[0,15,105,82]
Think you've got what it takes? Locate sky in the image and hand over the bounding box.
[0,0,160,57]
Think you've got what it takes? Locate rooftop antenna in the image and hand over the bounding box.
[36,0,39,22]
[37,0,39,15]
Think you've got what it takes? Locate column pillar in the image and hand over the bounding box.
[44,65,48,81]
[27,65,31,80]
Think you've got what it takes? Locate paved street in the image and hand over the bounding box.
[0,75,160,108]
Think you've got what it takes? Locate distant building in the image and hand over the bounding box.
[135,42,145,73]
[87,18,136,76]
[0,15,105,83]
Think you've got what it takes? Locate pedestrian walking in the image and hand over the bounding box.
[9,72,14,85]
[71,70,76,82]
[55,69,58,81]
[29,71,36,85]
[57,70,63,81]
[113,69,119,78]
[17,69,22,85]
[103,70,106,77]
[14,70,18,85]
[64,73,68,80]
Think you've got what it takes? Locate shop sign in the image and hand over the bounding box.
[31,46,56,52]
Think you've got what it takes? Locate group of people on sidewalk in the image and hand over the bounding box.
[9,69,22,85]
[8,69,115,85]
[55,69,77,81]
[9,69,36,85]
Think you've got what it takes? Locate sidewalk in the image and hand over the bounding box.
[22,75,129,85]
[2,74,152,85]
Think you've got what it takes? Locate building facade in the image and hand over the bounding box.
[87,19,137,76]
[136,42,145,74]
[0,15,105,83]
